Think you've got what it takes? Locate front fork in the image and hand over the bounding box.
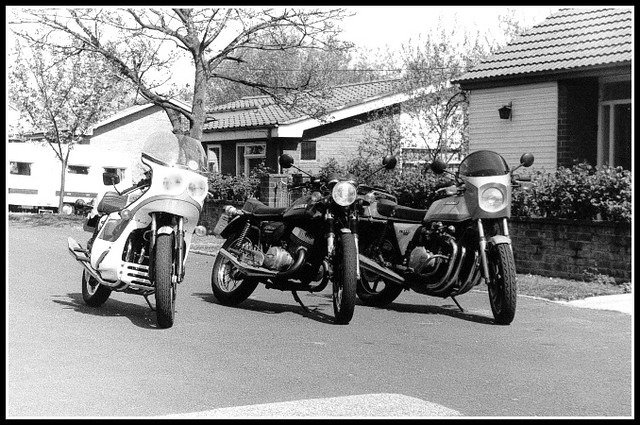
[477,218,511,281]
[324,209,360,279]
[150,213,185,283]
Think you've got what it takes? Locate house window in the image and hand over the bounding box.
[236,143,265,176]
[103,167,125,181]
[598,79,631,170]
[10,161,31,175]
[207,145,221,173]
[300,141,317,161]
[68,165,90,175]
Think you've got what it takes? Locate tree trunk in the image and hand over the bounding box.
[189,62,208,141]
[58,158,67,214]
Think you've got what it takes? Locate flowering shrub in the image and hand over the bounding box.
[207,163,272,202]
[512,163,631,223]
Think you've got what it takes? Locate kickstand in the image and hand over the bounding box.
[292,291,310,313]
[451,295,464,312]
[143,294,156,311]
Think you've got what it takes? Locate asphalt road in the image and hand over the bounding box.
[6,221,633,418]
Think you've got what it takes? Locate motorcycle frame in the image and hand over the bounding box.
[88,156,207,291]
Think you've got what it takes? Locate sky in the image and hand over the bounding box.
[339,6,562,50]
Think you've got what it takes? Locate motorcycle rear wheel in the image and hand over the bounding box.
[211,236,259,306]
[82,270,112,307]
[487,244,517,325]
[332,233,357,325]
[155,233,176,329]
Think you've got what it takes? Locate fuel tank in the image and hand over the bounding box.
[424,196,471,223]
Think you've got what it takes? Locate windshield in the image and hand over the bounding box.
[141,130,207,172]
[458,150,509,177]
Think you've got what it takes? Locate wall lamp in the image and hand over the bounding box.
[499,102,512,120]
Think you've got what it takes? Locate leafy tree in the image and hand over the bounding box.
[11,7,353,140]
[8,40,127,213]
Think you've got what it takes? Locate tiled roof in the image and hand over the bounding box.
[454,7,632,85]
[203,78,406,131]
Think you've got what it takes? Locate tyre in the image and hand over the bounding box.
[82,269,112,307]
[332,233,357,325]
[61,204,75,215]
[211,236,259,306]
[487,244,517,325]
[154,233,176,328]
[357,274,402,307]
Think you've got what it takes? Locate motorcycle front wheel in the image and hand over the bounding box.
[155,233,176,328]
[487,244,517,325]
[82,270,112,307]
[332,233,357,325]
[211,236,259,306]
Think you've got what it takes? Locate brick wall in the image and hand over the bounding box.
[510,218,631,283]
[259,174,290,207]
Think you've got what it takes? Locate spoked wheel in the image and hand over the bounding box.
[332,233,357,325]
[211,236,259,306]
[357,272,402,307]
[155,233,177,328]
[81,269,112,307]
[487,244,517,325]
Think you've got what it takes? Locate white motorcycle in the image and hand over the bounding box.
[67,130,209,328]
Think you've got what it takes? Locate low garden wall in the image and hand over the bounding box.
[510,218,631,283]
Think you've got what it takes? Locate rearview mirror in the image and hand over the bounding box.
[102,172,120,186]
[429,158,448,175]
[520,153,534,168]
[382,155,397,170]
[279,154,294,169]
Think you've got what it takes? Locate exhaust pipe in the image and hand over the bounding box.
[218,247,308,278]
[358,254,405,285]
[67,237,118,288]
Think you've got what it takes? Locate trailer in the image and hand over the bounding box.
[8,141,132,214]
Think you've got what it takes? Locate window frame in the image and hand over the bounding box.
[300,140,317,161]
[67,165,90,175]
[207,144,222,173]
[236,142,266,176]
[597,76,631,168]
[10,161,32,176]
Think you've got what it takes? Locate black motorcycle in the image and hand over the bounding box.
[210,154,397,324]
[357,150,534,325]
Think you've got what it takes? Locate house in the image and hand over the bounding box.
[200,79,422,176]
[452,7,632,172]
[7,101,177,212]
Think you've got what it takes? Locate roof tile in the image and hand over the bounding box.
[203,78,406,131]
[455,7,632,84]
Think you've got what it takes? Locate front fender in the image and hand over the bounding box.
[220,215,248,239]
[157,225,175,236]
[488,235,511,246]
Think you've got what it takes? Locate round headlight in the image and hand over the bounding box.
[480,187,505,212]
[162,174,184,194]
[332,181,357,207]
[188,179,208,200]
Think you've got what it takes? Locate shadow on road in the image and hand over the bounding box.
[193,292,337,325]
[52,292,164,330]
[356,299,497,325]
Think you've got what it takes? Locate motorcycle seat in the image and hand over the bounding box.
[242,199,287,219]
[97,191,128,214]
[376,199,426,223]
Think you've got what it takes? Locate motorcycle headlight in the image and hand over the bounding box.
[332,181,357,207]
[188,178,208,201]
[162,174,185,194]
[480,187,506,212]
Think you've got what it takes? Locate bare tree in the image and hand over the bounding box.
[10,7,353,140]
[8,40,127,213]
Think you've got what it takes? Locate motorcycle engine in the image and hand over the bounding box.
[408,246,441,276]
[262,227,314,271]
